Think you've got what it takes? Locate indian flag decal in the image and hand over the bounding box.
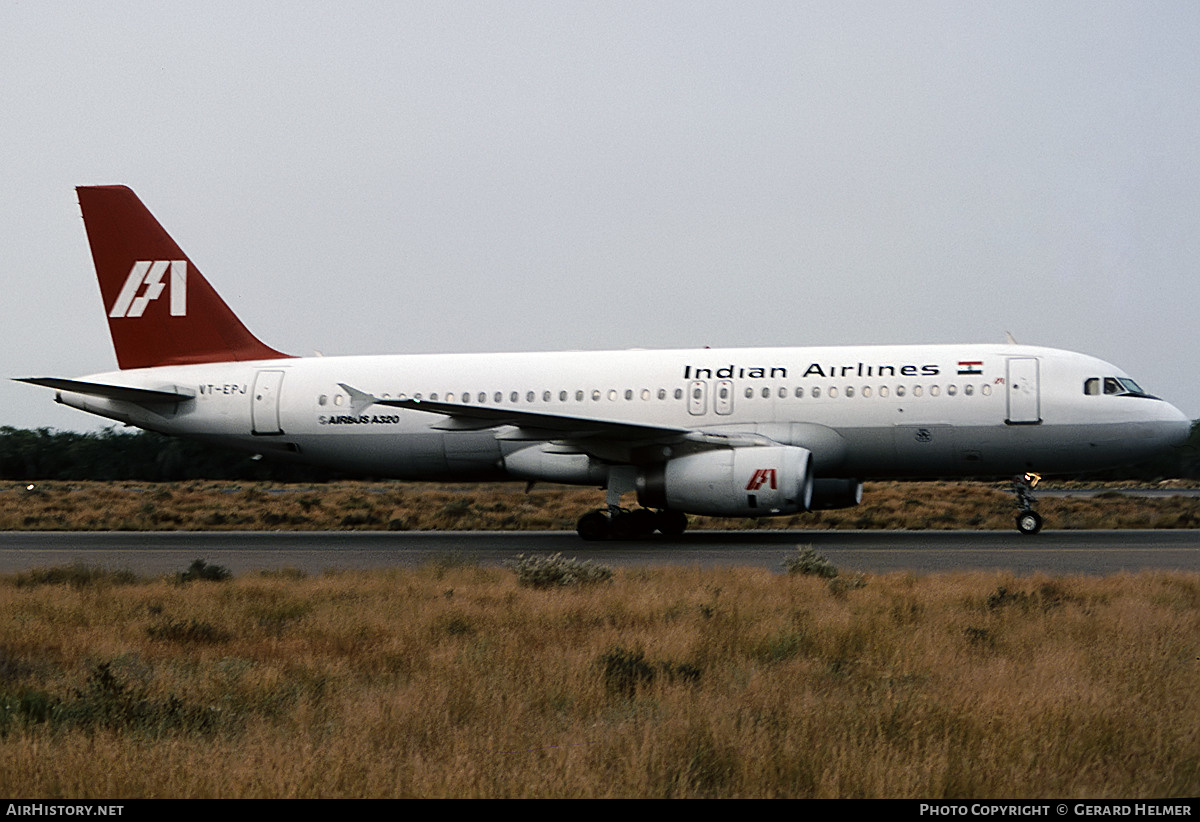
[957,360,983,375]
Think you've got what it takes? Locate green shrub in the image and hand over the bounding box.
[506,553,613,589]
[782,545,839,578]
[176,558,232,583]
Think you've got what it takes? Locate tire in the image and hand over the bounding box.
[609,509,656,540]
[655,509,688,538]
[577,510,611,541]
[1015,510,1043,535]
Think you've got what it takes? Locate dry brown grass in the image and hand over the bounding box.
[3,480,1200,531]
[0,562,1196,798]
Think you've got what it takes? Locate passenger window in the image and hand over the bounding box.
[963,384,973,396]
[795,387,804,398]
[657,388,666,400]
[624,389,633,400]
[947,385,956,396]
[430,393,439,401]
[930,385,939,397]
[745,387,754,398]
[761,387,770,398]
[318,394,328,406]
[559,390,567,402]
[812,387,821,398]
[674,388,683,400]
[896,386,905,397]
[913,386,922,397]
[510,391,519,403]
[862,386,871,398]
[607,389,617,401]
[981,384,992,396]
[527,391,536,403]
[828,387,838,398]
[592,390,601,401]
[460,393,469,403]
[845,386,855,398]
[778,386,787,399]
[576,390,584,401]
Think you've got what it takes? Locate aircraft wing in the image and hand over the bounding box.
[338,383,772,449]
[15,377,195,405]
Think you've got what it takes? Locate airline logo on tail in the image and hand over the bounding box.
[109,260,188,318]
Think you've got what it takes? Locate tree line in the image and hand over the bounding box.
[0,427,340,481]
[0,423,1197,482]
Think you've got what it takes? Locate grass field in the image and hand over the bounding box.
[2,480,1196,797]
[4,479,1200,531]
[0,557,1197,798]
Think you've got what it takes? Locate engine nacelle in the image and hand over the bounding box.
[503,444,607,485]
[637,446,814,517]
[809,478,864,510]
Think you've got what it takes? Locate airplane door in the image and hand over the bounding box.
[1006,357,1041,424]
[715,379,734,415]
[687,380,708,416]
[252,370,285,435]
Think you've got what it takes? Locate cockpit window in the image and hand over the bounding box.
[1087,376,1157,399]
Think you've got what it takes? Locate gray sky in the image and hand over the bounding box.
[3,1,1198,432]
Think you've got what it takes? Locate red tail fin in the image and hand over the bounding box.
[77,185,292,370]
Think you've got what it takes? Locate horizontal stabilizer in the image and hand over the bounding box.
[15,377,195,404]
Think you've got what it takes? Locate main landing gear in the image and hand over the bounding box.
[577,466,689,540]
[1012,472,1043,535]
[576,508,689,541]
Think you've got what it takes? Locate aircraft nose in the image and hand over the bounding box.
[1158,402,1193,449]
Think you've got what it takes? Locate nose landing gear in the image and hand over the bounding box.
[1012,473,1043,535]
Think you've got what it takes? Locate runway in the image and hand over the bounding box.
[1,529,1198,576]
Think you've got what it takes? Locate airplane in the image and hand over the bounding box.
[17,186,1193,539]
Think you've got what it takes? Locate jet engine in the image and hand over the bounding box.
[809,478,864,510]
[637,445,814,517]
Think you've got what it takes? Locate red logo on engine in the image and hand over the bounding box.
[746,468,777,491]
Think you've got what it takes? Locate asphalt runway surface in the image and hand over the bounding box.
[1,529,1198,576]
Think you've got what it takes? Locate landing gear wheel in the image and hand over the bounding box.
[611,508,657,540]
[1016,509,1043,535]
[655,509,688,538]
[577,510,611,541]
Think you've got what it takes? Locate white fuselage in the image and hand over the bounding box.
[56,343,1191,482]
